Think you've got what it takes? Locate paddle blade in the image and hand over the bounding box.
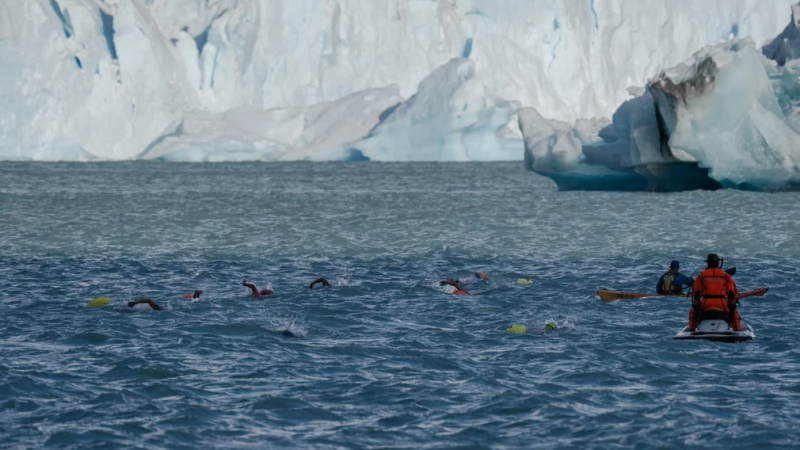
[740,288,769,298]
[725,267,737,276]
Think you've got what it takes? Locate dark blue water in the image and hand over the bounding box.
[1,162,799,449]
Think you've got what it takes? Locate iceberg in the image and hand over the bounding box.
[0,0,795,161]
[520,90,722,191]
[650,38,800,190]
[523,1,800,191]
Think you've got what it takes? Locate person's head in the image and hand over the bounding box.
[669,260,680,272]
[193,290,203,299]
[706,253,721,268]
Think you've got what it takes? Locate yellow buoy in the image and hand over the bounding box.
[507,324,527,334]
[87,297,110,308]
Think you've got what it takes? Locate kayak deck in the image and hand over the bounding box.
[597,290,683,302]
[598,287,769,302]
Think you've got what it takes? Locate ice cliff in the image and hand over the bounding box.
[0,0,794,162]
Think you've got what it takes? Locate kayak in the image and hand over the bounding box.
[597,290,683,302]
[674,320,755,343]
[597,287,769,302]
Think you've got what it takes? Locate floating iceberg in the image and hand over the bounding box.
[523,1,800,191]
[650,38,800,190]
[520,90,722,191]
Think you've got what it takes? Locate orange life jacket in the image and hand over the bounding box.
[693,268,737,312]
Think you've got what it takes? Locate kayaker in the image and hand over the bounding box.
[243,279,274,296]
[656,260,694,295]
[688,254,741,331]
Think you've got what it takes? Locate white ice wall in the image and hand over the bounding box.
[0,0,795,161]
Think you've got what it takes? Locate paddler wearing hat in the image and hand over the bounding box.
[689,254,741,331]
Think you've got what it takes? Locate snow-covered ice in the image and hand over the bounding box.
[139,87,402,162]
[353,58,519,162]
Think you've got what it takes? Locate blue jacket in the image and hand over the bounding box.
[656,271,694,294]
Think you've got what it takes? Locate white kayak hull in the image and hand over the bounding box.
[673,320,755,343]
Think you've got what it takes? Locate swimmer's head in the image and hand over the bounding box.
[193,290,203,298]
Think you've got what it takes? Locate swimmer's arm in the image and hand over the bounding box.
[309,278,331,289]
[448,278,469,293]
[127,299,163,310]
[243,280,259,295]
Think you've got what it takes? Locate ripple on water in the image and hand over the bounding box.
[1,162,800,448]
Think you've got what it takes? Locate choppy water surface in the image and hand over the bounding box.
[1,162,800,449]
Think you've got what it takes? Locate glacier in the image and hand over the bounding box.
[522,0,800,191]
[0,0,796,162]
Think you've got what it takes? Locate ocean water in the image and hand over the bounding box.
[1,161,799,449]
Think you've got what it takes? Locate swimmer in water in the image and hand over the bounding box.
[183,290,203,299]
[473,273,489,280]
[309,278,332,289]
[243,279,273,296]
[440,278,470,295]
[127,299,163,310]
